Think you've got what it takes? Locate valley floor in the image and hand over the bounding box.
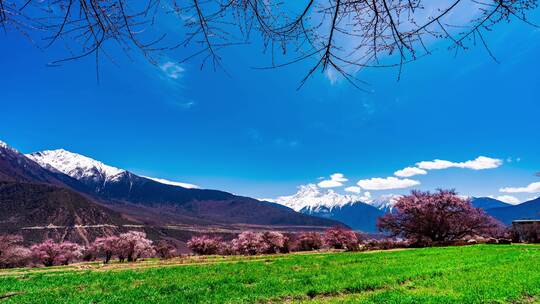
[0,245,539,303]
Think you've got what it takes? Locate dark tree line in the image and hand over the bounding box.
[0,0,537,86]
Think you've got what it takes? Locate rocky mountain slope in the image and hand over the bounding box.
[27,148,342,228]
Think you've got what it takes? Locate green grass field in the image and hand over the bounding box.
[1,245,539,303]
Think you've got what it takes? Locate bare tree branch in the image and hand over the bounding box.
[0,0,537,87]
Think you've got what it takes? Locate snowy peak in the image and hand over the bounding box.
[26,149,199,190]
[26,149,126,184]
[368,194,402,212]
[0,140,19,155]
[274,184,367,212]
[0,140,8,149]
[272,183,403,213]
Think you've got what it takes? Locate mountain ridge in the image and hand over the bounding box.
[471,197,512,210]
[487,197,540,224]
[17,143,344,231]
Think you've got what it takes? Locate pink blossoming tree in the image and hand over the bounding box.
[31,239,82,266]
[262,231,288,254]
[297,232,324,251]
[116,231,154,262]
[92,236,120,263]
[378,189,505,245]
[187,235,222,255]
[323,227,359,251]
[0,235,31,268]
[231,231,269,255]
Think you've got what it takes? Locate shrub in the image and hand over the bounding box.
[31,240,82,266]
[82,245,98,262]
[0,235,31,268]
[364,238,410,251]
[323,227,359,251]
[297,232,323,251]
[231,231,269,255]
[154,240,177,259]
[378,189,503,244]
[187,235,222,255]
[116,231,154,262]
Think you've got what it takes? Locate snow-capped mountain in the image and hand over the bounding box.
[0,141,132,243]
[273,184,368,213]
[27,149,126,188]
[0,141,77,187]
[272,184,384,232]
[1,140,342,243]
[26,149,199,191]
[273,184,402,213]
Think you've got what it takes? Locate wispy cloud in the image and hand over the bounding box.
[318,173,348,188]
[325,67,339,85]
[357,176,420,191]
[500,182,540,194]
[506,157,522,163]
[273,138,300,149]
[417,156,502,170]
[160,61,185,79]
[173,100,196,109]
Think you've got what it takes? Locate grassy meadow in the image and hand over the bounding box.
[0,245,539,303]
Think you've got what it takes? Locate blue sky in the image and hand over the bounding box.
[1,6,539,203]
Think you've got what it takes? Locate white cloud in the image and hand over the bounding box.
[416,156,502,170]
[416,159,455,170]
[344,186,361,194]
[142,176,199,189]
[160,61,185,79]
[357,177,420,191]
[500,182,540,194]
[495,195,520,205]
[460,156,503,170]
[331,173,347,182]
[318,173,348,188]
[394,167,427,178]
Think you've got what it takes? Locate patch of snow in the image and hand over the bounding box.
[142,176,199,189]
[0,140,8,149]
[0,140,21,156]
[367,194,403,212]
[26,149,125,182]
